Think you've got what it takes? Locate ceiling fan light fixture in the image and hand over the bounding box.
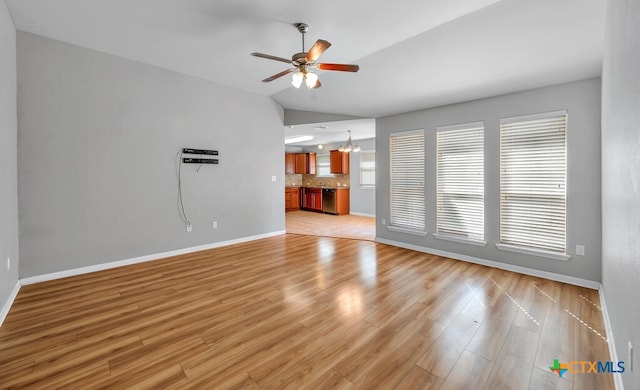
[353,144,361,152]
[338,145,344,152]
[318,144,323,150]
[304,72,318,89]
[291,71,304,88]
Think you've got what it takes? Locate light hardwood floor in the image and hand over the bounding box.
[0,235,613,389]
[286,210,375,241]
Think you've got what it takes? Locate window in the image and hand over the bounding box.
[316,154,333,177]
[359,151,375,188]
[389,130,425,233]
[436,122,484,244]
[499,111,567,256]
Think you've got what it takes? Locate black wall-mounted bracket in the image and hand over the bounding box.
[182,148,218,156]
[182,157,218,164]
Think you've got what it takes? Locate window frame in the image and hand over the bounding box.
[497,110,570,261]
[434,121,486,246]
[359,150,376,189]
[388,129,426,236]
[315,154,334,178]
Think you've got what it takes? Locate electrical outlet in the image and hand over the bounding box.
[186,224,192,232]
[629,341,634,372]
[212,221,218,229]
[381,218,386,225]
[6,257,9,270]
[271,176,277,182]
[576,245,585,256]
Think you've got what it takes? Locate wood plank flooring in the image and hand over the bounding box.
[286,210,375,241]
[0,234,614,389]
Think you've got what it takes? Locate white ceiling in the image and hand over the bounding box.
[5,0,606,144]
[285,118,376,147]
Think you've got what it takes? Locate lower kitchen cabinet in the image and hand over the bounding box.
[335,188,350,215]
[300,187,350,214]
[301,188,323,212]
[285,187,300,211]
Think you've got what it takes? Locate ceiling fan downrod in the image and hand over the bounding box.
[296,23,309,52]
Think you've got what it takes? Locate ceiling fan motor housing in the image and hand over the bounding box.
[292,52,308,66]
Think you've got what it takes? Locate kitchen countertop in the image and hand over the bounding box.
[286,186,349,189]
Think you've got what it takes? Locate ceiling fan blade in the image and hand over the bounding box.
[316,63,360,72]
[251,52,292,64]
[305,40,331,62]
[262,68,296,82]
[312,79,322,89]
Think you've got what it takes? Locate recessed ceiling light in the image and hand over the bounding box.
[284,135,313,144]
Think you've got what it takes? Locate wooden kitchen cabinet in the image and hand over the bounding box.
[294,153,316,174]
[330,150,349,174]
[285,154,295,174]
[302,188,323,212]
[336,188,350,215]
[285,187,300,211]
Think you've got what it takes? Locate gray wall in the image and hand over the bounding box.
[602,0,640,386]
[0,1,19,309]
[349,138,375,216]
[376,78,602,282]
[17,32,285,278]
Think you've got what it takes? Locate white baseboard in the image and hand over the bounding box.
[0,281,21,327]
[599,286,624,390]
[21,230,286,286]
[349,212,375,218]
[375,237,600,289]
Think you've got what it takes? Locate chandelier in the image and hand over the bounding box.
[338,130,360,153]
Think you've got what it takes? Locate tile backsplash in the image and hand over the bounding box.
[286,174,350,188]
[285,174,303,187]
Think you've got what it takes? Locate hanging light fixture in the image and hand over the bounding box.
[291,71,304,88]
[338,130,360,153]
[291,67,319,89]
[304,72,318,89]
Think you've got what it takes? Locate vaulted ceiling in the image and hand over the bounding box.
[5,0,606,143]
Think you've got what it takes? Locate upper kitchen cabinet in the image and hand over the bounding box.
[295,153,316,174]
[285,154,295,174]
[330,150,349,174]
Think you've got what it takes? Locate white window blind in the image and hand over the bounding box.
[500,111,567,253]
[436,122,484,242]
[359,151,376,188]
[316,154,333,177]
[390,130,425,232]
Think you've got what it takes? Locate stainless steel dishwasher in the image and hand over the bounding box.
[322,189,337,214]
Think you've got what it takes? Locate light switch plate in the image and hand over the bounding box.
[576,245,585,256]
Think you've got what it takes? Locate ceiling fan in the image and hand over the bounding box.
[251,23,360,89]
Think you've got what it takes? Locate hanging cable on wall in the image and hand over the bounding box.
[175,151,192,228]
[175,148,219,230]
